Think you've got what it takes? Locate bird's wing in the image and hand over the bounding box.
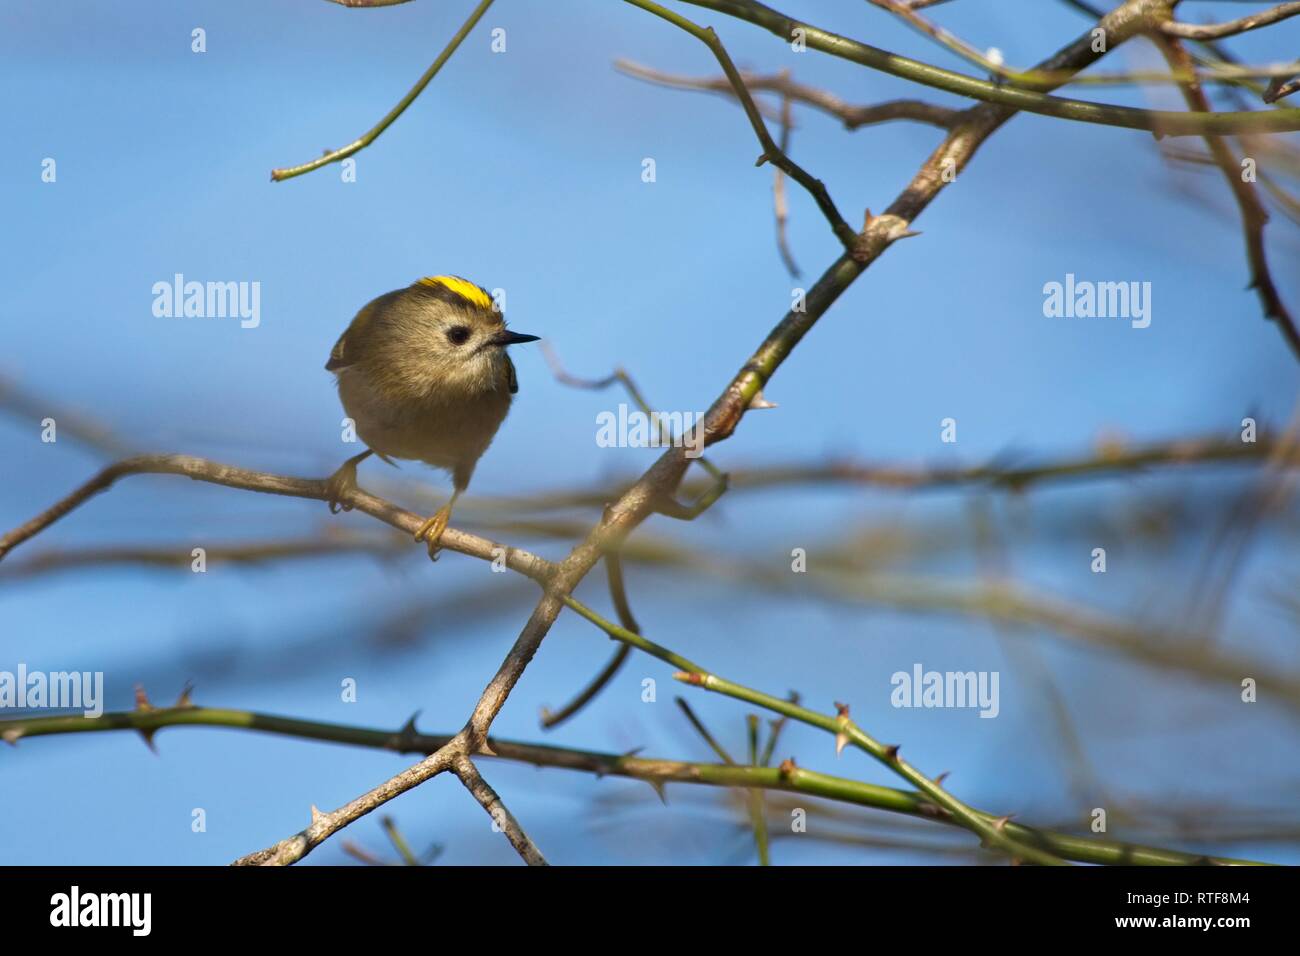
[324,328,353,371]
[505,353,519,394]
[325,295,388,371]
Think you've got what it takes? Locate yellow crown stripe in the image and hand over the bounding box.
[417,275,494,311]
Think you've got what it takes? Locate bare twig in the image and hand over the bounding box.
[457,433,1291,515]
[864,0,1023,81]
[232,746,461,866]
[452,755,549,865]
[2,703,1267,864]
[1161,2,1300,40]
[539,552,636,728]
[0,454,555,582]
[340,842,387,866]
[678,0,1300,134]
[758,692,798,767]
[745,713,771,865]
[0,533,406,581]
[615,59,960,129]
[1265,73,1300,104]
[0,375,135,456]
[624,0,857,247]
[676,697,737,763]
[565,596,1068,864]
[271,0,495,180]
[773,79,800,277]
[1153,33,1300,360]
[380,816,421,866]
[541,342,728,483]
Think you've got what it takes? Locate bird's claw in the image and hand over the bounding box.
[415,505,452,562]
[325,462,359,514]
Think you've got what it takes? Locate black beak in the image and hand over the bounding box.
[493,329,541,346]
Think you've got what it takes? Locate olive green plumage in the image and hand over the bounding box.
[324,276,539,554]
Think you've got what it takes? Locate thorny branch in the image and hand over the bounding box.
[1152,33,1300,359]
[226,0,1285,866]
[0,454,554,581]
[0,703,1268,865]
[1160,2,1300,41]
[614,60,961,130]
[538,551,636,729]
[452,755,549,865]
[7,0,1299,865]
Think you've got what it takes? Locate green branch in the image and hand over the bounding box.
[678,0,1300,135]
[622,0,856,246]
[0,705,1266,865]
[561,596,1068,864]
[271,0,495,181]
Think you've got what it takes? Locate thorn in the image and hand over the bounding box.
[833,700,851,756]
[136,728,158,754]
[647,779,668,805]
[2,728,22,746]
[395,711,422,751]
[478,737,498,757]
[620,746,645,758]
[747,390,777,410]
[992,814,1014,831]
[876,214,919,242]
[882,743,900,761]
[778,757,798,778]
[755,152,771,167]
[133,684,154,712]
[935,771,950,787]
[175,681,195,708]
[862,208,873,230]
[1262,82,1285,104]
[311,804,325,826]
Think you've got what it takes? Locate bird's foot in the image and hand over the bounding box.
[325,460,361,514]
[415,504,452,561]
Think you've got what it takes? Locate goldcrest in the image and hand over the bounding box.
[324,275,539,556]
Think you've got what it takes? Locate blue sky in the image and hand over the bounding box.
[2,1,1298,865]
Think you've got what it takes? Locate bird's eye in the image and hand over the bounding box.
[446,326,471,346]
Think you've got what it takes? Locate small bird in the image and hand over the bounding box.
[324,275,540,557]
